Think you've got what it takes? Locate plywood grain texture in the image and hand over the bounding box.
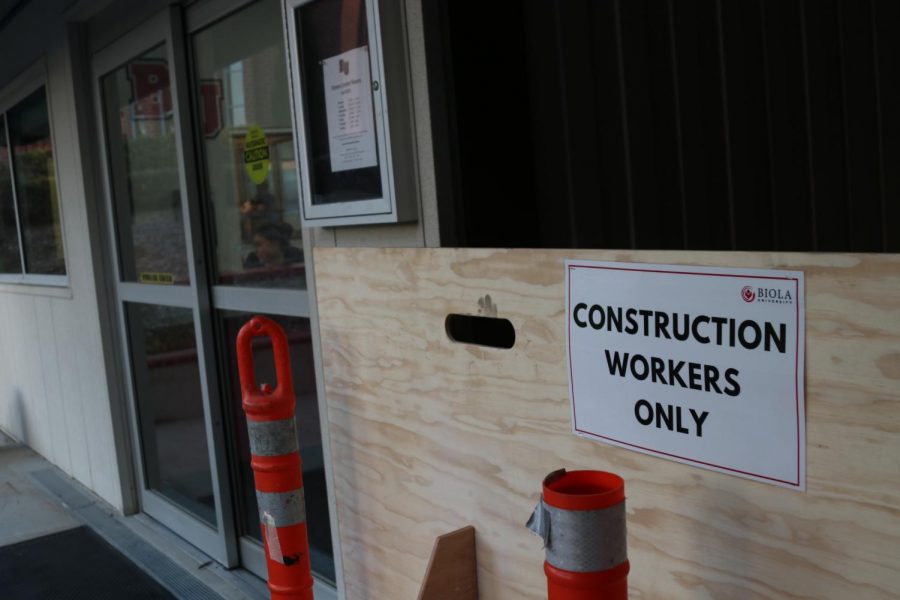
[314,248,900,599]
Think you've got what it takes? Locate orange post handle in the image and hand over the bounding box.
[237,315,295,421]
[237,316,314,600]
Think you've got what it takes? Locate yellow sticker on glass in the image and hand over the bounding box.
[139,272,175,285]
[243,125,270,185]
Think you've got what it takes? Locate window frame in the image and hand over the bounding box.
[284,0,419,227]
[0,60,69,288]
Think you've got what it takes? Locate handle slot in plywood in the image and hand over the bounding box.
[445,315,515,349]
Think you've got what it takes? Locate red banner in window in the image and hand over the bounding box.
[198,79,224,139]
[127,59,172,119]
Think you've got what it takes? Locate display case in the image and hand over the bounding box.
[284,0,418,227]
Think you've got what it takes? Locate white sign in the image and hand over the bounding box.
[566,261,805,490]
[322,46,378,173]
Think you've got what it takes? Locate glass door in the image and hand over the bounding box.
[186,0,335,586]
[94,0,336,590]
[93,9,238,565]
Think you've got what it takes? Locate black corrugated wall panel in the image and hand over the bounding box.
[425,0,899,252]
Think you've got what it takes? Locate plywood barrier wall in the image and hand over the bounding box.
[314,249,900,599]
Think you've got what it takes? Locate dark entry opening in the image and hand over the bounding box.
[424,0,900,252]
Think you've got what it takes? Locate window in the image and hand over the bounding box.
[101,46,190,285]
[0,83,66,282]
[192,0,306,290]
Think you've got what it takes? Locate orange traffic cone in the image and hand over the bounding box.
[237,316,314,600]
[528,469,629,600]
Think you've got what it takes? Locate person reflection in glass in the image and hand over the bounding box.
[243,221,303,269]
[239,182,279,242]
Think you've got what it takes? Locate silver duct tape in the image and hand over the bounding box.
[543,501,627,573]
[525,495,551,545]
[256,489,307,528]
[248,418,298,456]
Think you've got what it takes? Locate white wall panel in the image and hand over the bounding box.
[9,298,47,453]
[48,30,122,506]
[0,5,124,511]
[35,296,71,474]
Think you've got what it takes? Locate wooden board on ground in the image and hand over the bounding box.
[418,526,477,600]
[314,248,900,600]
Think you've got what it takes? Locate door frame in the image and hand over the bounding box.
[91,7,239,567]
[181,1,338,591]
[90,2,341,593]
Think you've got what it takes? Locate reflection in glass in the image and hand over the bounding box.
[101,45,190,285]
[193,0,306,289]
[6,88,65,275]
[126,303,215,526]
[218,311,333,582]
[0,118,22,273]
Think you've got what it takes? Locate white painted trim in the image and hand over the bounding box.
[211,286,311,317]
[0,59,47,110]
[92,12,149,522]
[91,10,168,78]
[117,282,195,307]
[0,280,72,298]
[186,0,257,33]
[0,274,69,286]
[66,20,140,515]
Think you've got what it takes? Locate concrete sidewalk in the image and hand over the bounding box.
[0,433,82,547]
[0,431,266,600]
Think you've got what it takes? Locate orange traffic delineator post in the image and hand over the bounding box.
[527,469,629,600]
[237,316,314,600]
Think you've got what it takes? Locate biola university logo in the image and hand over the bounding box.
[742,285,793,305]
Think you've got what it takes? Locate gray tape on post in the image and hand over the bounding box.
[526,495,551,546]
[541,500,627,573]
[256,489,307,528]
[248,418,298,457]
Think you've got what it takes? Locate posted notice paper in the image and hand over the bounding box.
[322,46,378,173]
[566,260,806,490]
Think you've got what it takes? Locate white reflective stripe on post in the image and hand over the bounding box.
[262,512,285,564]
[256,489,307,528]
[247,418,299,456]
[528,498,627,573]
